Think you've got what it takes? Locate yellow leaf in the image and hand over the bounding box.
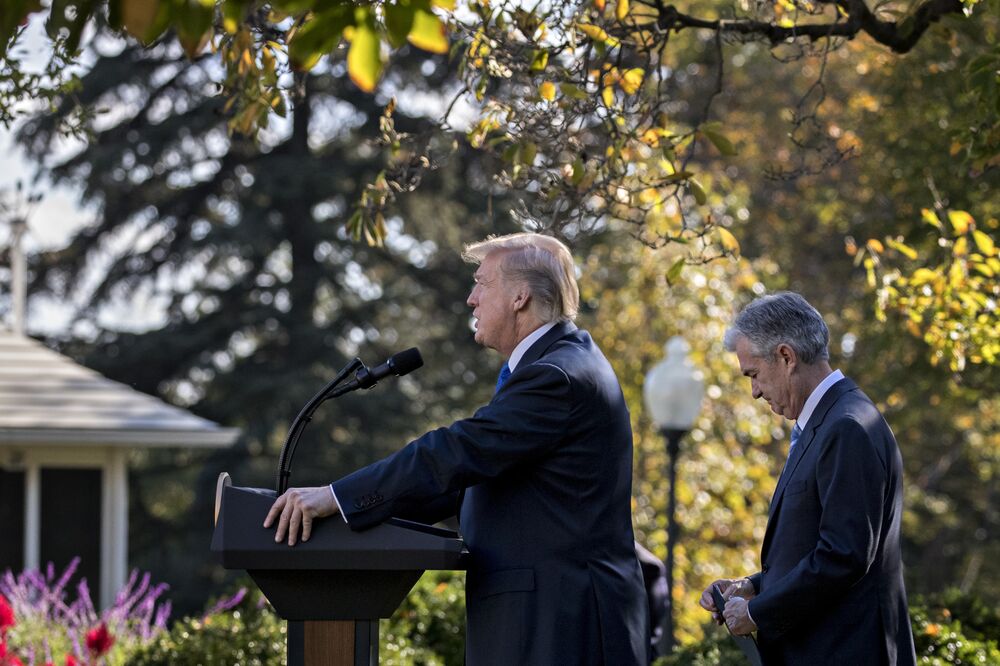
[954,236,968,256]
[594,0,606,10]
[911,268,939,285]
[886,238,918,260]
[579,23,620,47]
[947,210,974,235]
[616,0,630,21]
[718,227,740,256]
[921,208,943,230]
[348,20,382,92]
[431,0,457,9]
[972,230,996,256]
[408,6,449,54]
[539,81,556,102]
[602,86,615,107]
[619,67,644,94]
[866,238,884,254]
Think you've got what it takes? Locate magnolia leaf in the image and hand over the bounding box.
[953,236,968,256]
[972,230,996,256]
[616,0,629,21]
[702,126,737,156]
[921,208,943,230]
[718,227,740,256]
[947,210,974,235]
[886,238,918,260]
[288,4,352,71]
[530,49,549,72]
[559,82,588,100]
[385,2,416,48]
[348,16,382,92]
[689,178,707,205]
[666,257,685,285]
[578,23,619,47]
[539,81,556,102]
[408,2,449,54]
[601,86,615,107]
[619,67,644,95]
[121,0,161,41]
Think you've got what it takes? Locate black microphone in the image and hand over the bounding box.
[333,347,424,395]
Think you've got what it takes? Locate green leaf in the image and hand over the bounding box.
[348,10,382,92]
[530,49,549,72]
[288,3,352,71]
[701,125,737,156]
[384,2,415,48]
[689,178,707,205]
[666,258,685,284]
[121,0,162,42]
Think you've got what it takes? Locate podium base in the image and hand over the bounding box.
[287,620,378,666]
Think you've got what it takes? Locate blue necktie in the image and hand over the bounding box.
[790,423,802,451]
[495,363,511,393]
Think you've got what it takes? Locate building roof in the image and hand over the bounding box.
[0,330,239,447]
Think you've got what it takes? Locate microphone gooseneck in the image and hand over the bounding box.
[274,347,423,494]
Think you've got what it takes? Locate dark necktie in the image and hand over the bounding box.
[495,363,511,393]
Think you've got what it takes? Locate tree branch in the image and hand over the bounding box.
[654,0,964,53]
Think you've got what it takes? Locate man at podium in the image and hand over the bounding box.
[265,233,649,665]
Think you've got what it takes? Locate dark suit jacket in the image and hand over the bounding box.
[333,322,649,665]
[747,377,916,666]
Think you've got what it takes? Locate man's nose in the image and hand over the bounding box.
[751,383,762,399]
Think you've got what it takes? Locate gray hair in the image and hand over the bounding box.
[724,292,830,364]
[462,233,579,323]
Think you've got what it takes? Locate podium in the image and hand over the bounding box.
[211,480,467,666]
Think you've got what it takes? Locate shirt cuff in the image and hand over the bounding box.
[329,484,348,523]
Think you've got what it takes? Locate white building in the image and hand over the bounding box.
[0,330,239,608]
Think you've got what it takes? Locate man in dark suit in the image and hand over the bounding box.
[700,292,916,665]
[265,233,648,665]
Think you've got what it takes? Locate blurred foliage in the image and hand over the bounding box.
[2,0,992,249]
[652,591,1000,665]
[381,570,466,666]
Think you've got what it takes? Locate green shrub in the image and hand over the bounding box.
[656,589,1000,666]
[381,571,466,666]
[129,588,285,666]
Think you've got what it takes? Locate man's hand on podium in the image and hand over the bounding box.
[264,486,341,546]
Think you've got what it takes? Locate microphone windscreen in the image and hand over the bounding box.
[389,347,423,376]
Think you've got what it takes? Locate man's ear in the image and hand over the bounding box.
[513,289,532,312]
[776,343,798,370]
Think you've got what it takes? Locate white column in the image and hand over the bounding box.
[23,463,39,570]
[100,449,129,609]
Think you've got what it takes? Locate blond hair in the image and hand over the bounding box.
[463,233,579,323]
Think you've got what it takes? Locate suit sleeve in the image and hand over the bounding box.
[332,361,572,530]
[748,418,888,636]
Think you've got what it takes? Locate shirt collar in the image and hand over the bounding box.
[796,369,844,431]
[508,322,557,372]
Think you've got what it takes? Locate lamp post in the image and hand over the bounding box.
[643,336,704,654]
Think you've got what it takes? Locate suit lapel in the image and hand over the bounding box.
[765,377,859,519]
